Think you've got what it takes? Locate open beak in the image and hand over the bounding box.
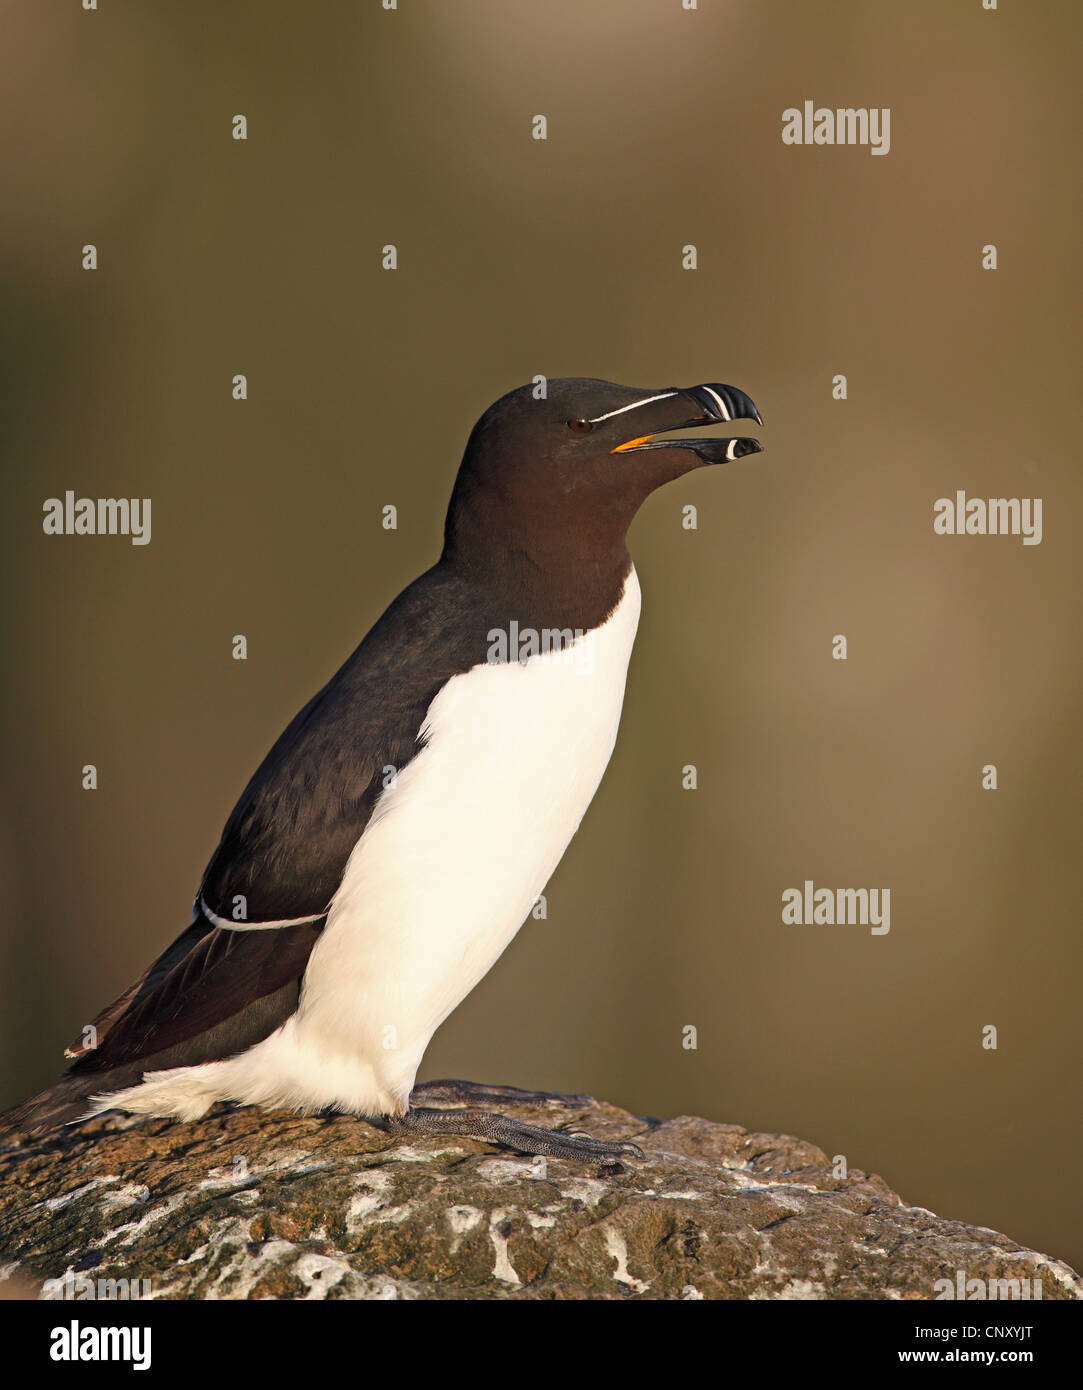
[611,382,764,464]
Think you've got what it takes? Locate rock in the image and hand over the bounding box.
[0,1093,1078,1300]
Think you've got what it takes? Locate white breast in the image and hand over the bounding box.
[149,566,644,1122]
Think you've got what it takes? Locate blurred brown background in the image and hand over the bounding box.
[2,0,1080,1274]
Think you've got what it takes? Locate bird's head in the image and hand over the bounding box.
[442,377,764,578]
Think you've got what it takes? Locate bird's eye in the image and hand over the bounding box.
[566,418,593,434]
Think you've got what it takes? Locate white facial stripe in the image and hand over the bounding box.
[587,391,678,424]
[700,386,731,421]
[725,439,738,462]
[200,896,325,931]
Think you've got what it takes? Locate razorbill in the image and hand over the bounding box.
[2,378,764,1160]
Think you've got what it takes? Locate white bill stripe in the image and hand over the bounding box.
[587,392,678,424]
[699,386,731,421]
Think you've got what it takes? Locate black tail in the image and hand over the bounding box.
[0,1074,113,1136]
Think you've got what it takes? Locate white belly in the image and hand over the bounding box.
[292,566,641,1112]
[114,567,642,1123]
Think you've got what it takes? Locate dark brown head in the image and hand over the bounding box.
[442,377,764,584]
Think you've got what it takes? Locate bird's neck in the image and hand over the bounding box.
[441,523,634,634]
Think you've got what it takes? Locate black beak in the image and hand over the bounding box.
[611,382,764,464]
[684,383,764,427]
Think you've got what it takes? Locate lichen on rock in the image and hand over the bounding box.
[0,1095,1079,1300]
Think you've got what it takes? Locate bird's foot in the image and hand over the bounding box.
[385,1104,644,1163]
[409,1077,591,1110]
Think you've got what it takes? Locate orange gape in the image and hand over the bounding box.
[611,434,653,453]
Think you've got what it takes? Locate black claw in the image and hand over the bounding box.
[409,1078,591,1109]
[385,1104,644,1164]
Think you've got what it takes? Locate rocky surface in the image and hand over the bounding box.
[0,1092,1078,1300]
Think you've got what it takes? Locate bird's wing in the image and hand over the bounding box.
[197,569,474,926]
[66,566,491,1080]
[63,918,210,1059]
[66,908,324,1076]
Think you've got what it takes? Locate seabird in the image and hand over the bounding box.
[3,377,764,1160]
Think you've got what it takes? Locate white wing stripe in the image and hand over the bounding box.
[200,896,325,932]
